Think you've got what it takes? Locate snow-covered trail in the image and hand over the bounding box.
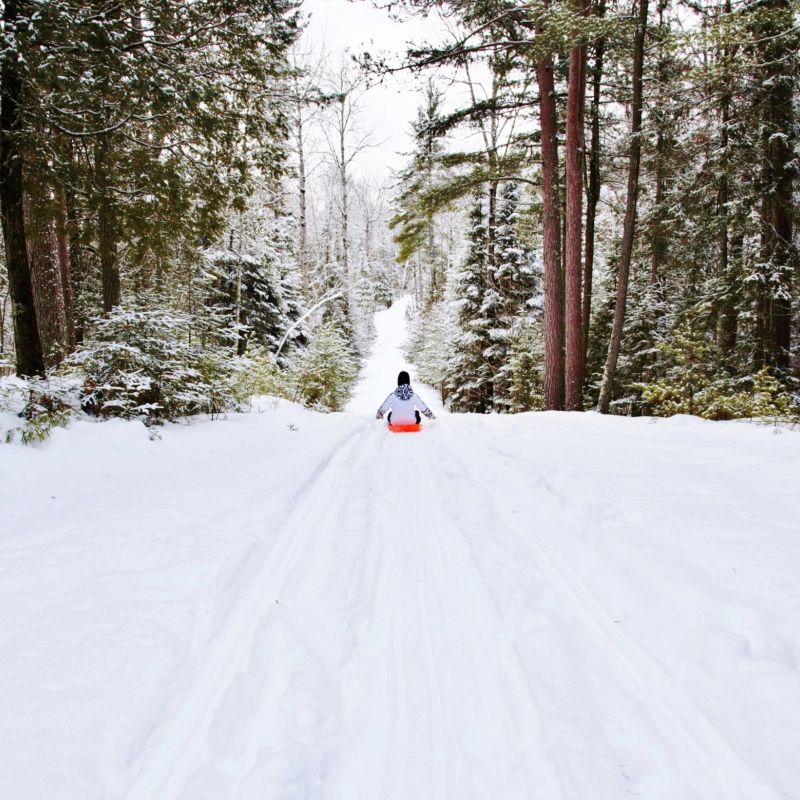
[128,300,794,800]
[2,298,799,799]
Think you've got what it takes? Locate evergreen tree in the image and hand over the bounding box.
[391,82,448,307]
[446,198,493,413]
[264,215,309,365]
[293,322,359,412]
[507,317,545,413]
[205,217,308,364]
[492,182,540,410]
[1,0,301,375]
[406,298,457,402]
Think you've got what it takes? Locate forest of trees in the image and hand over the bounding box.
[0,0,401,434]
[0,0,797,431]
[392,0,798,417]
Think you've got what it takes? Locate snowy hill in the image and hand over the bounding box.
[1,299,799,799]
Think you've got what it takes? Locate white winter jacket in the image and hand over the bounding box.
[377,384,434,424]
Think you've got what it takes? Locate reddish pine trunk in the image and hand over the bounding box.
[565,0,588,411]
[536,49,565,410]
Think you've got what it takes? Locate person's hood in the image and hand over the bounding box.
[394,384,413,401]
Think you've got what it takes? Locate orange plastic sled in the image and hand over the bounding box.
[388,423,421,433]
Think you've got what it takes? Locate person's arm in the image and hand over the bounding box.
[376,393,394,419]
[413,392,435,419]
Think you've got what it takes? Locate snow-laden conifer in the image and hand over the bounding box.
[446,197,493,413]
[292,322,359,412]
[65,304,252,422]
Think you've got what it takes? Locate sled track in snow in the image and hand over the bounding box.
[125,422,373,800]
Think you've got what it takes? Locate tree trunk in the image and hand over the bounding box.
[650,0,669,287]
[339,96,350,286]
[487,179,497,284]
[651,126,665,287]
[0,0,44,376]
[598,0,649,414]
[718,231,741,359]
[426,220,440,304]
[54,186,76,350]
[234,214,245,355]
[64,176,87,344]
[25,190,68,367]
[716,98,733,356]
[94,135,121,313]
[758,0,794,370]
[0,0,44,375]
[583,0,606,364]
[536,46,565,410]
[754,179,768,371]
[0,290,9,360]
[565,0,588,411]
[296,97,310,297]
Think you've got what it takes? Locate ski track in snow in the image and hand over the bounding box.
[2,297,800,799]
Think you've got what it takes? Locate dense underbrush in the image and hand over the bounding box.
[1,306,359,444]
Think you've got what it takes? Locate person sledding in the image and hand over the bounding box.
[376,371,435,431]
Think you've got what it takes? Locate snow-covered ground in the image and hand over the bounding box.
[1,298,799,799]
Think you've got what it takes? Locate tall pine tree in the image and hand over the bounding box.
[447,197,493,412]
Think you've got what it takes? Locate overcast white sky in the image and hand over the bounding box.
[300,0,446,180]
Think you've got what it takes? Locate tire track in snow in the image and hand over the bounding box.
[125,419,373,800]
[436,419,785,800]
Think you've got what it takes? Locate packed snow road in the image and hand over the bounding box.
[2,299,799,799]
